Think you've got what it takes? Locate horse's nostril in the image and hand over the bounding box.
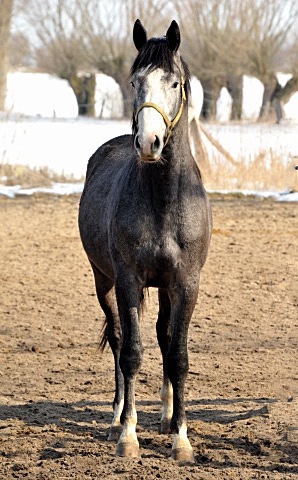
[135,135,141,151]
[135,135,141,150]
[152,136,160,153]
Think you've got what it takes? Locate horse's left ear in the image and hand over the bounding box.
[133,19,147,51]
[166,20,180,53]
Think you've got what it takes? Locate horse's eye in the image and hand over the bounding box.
[173,82,179,89]
[131,81,135,89]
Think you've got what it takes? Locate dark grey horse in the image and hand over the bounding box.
[79,19,212,462]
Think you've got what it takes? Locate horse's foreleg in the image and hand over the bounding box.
[91,264,124,442]
[156,289,173,434]
[166,283,199,462]
[114,275,143,458]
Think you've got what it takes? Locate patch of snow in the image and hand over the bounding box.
[205,122,298,168]
[94,73,124,119]
[1,182,297,201]
[242,76,264,121]
[0,117,131,178]
[189,77,204,119]
[284,92,298,122]
[276,73,292,88]
[216,87,232,123]
[0,182,84,198]
[5,72,78,118]
[207,189,298,201]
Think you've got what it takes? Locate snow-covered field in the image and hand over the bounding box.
[0,116,131,178]
[0,115,298,201]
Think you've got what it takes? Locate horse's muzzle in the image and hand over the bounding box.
[135,133,161,162]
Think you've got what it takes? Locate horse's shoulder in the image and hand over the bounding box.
[98,135,134,156]
[85,135,134,182]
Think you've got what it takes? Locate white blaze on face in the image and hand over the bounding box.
[133,67,181,160]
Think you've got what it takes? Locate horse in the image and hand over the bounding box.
[79,19,212,462]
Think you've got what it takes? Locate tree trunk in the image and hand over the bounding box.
[0,0,13,111]
[200,78,223,120]
[272,76,298,123]
[119,81,133,118]
[227,75,243,120]
[258,74,278,121]
[69,74,96,116]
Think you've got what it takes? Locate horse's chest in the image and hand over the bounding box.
[111,209,200,285]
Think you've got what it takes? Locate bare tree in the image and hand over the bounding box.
[25,0,90,112]
[173,0,250,119]
[81,0,171,115]
[268,32,298,122]
[243,0,298,120]
[10,31,31,66]
[0,0,13,110]
[25,0,171,116]
[173,0,298,121]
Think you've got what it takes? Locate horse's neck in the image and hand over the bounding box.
[138,111,193,204]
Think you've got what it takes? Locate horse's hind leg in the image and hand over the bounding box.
[156,289,173,434]
[90,263,124,441]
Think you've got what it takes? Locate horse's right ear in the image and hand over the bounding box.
[133,19,147,51]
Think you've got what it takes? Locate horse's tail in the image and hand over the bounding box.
[99,319,109,352]
[98,288,147,353]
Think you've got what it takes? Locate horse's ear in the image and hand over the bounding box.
[133,19,147,51]
[166,20,180,53]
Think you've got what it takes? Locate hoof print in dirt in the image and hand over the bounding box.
[108,426,123,442]
[159,419,172,435]
[115,442,140,458]
[171,447,195,463]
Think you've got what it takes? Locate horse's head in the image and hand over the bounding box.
[131,20,190,163]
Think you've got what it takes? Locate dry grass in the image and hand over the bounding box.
[1,154,297,193]
[0,163,83,188]
[202,150,298,193]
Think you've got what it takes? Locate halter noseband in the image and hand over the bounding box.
[134,77,186,147]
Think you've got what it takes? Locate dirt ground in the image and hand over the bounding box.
[0,193,297,479]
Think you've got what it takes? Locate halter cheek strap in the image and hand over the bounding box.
[134,77,186,147]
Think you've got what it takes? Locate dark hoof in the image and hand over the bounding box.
[159,419,172,434]
[108,425,123,442]
[171,447,195,463]
[115,442,140,458]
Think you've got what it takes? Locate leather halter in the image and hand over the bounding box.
[134,77,186,147]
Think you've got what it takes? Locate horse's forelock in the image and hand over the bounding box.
[130,38,190,85]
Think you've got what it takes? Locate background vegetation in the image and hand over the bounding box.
[1,0,298,120]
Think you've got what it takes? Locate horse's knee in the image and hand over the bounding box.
[120,341,143,378]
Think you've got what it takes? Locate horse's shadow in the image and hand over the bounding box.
[1,396,297,471]
[186,396,274,424]
[0,399,111,441]
[0,396,275,438]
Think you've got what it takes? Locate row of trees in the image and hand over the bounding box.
[1,0,298,120]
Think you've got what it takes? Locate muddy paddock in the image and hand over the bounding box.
[0,194,297,479]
